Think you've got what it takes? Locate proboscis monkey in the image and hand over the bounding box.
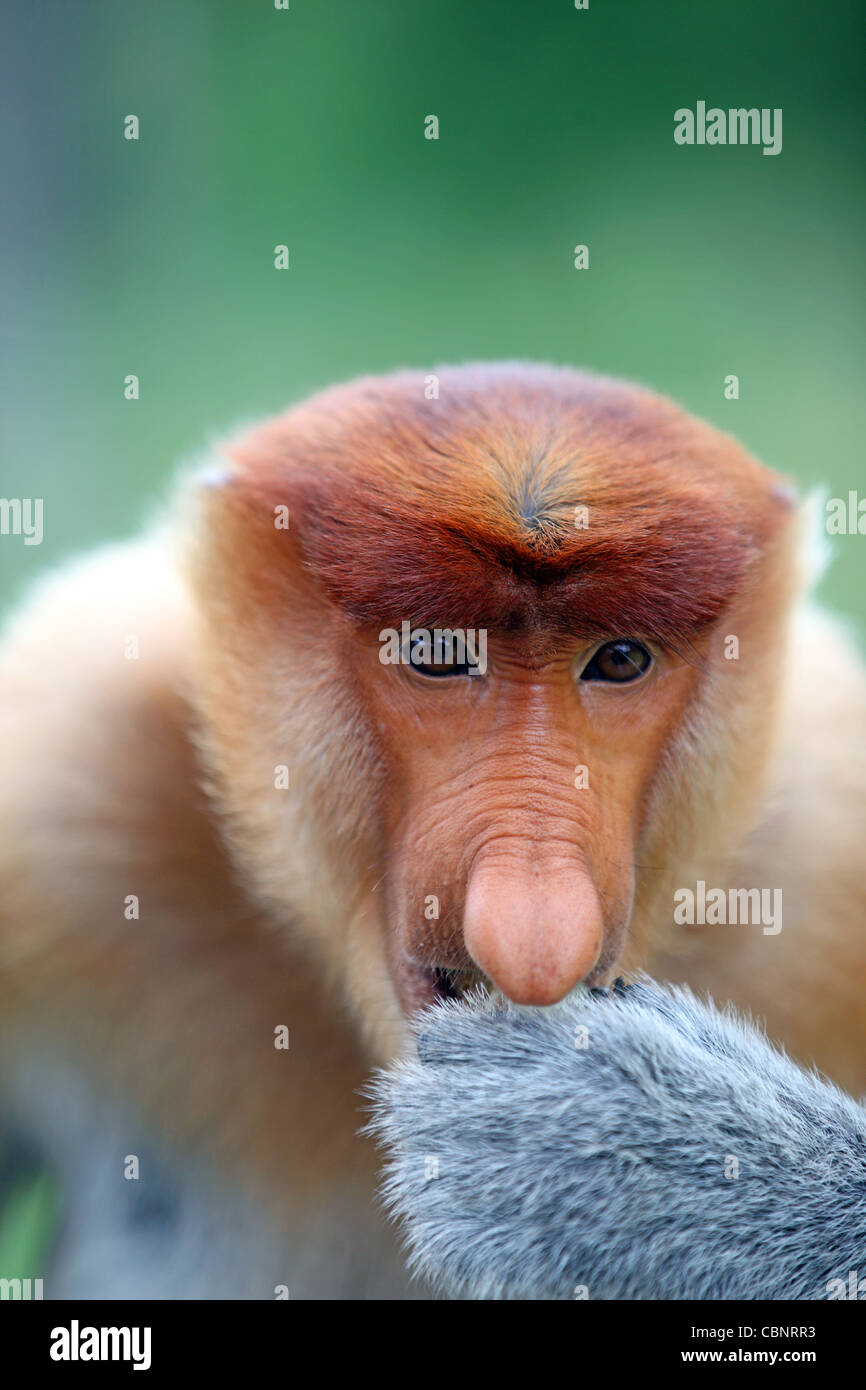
[0,363,864,1298]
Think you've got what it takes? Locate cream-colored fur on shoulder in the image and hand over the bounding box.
[0,537,414,1293]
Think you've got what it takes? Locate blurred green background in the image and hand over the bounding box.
[1,0,865,637]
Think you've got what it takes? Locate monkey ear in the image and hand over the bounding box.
[795,486,832,593]
[184,450,307,534]
[195,463,236,492]
[769,480,798,511]
[180,452,331,631]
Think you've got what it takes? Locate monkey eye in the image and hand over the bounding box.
[405,633,476,678]
[580,640,652,684]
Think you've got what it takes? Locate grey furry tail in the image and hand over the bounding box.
[365,978,866,1300]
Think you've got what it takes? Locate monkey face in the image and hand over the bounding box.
[189,363,798,1054]
[354,626,704,1014]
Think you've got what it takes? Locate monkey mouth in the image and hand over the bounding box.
[429,964,484,1002]
[402,962,486,1014]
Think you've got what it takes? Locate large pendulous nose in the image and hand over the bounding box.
[462,851,603,1005]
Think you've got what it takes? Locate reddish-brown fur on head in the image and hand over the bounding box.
[185,363,799,1057]
[228,363,789,642]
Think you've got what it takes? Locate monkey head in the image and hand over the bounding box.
[183,364,801,1059]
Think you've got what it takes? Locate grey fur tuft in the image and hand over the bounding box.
[366,978,866,1300]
